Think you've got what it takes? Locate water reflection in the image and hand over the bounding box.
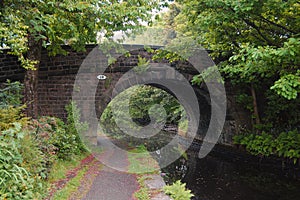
[162,147,300,200]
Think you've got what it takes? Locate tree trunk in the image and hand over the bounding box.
[250,83,261,125]
[24,35,42,118]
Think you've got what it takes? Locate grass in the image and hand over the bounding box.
[47,152,90,183]
[130,145,163,200]
[52,165,90,200]
[48,144,161,199]
[134,176,151,200]
[127,145,160,174]
[178,119,188,137]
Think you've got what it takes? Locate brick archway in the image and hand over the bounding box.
[72,46,216,147]
[94,65,212,141]
[1,44,251,146]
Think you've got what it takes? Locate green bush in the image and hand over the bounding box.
[164,180,194,200]
[0,81,89,198]
[0,80,23,108]
[31,116,78,160]
[275,130,300,163]
[19,133,48,197]
[0,80,28,131]
[234,130,300,163]
[0,123,37,200]
[48,119,78,160]
[234,132,276,157]
[20,133,47,177]
[27,116,60,175]
[65,101,88,153]
[30,102,88,160]
[0,106,29,131]
[0,81,47,199]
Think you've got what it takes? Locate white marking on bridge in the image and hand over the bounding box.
[97,74,107,80]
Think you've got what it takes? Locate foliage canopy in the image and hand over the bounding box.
[0,0,161,68]
[164,0,300,130]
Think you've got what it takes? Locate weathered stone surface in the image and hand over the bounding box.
[142,174,172,200]
[151,192,172,200]
[144,174,166,190]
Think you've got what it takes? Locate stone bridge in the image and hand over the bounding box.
[0,44,251,146]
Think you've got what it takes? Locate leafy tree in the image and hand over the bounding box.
[0,0,162,117]
[171,0,300,130]
[101,85,185,136]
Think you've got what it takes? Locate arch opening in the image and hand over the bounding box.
[99,84,186,151]
[98,83,211,152]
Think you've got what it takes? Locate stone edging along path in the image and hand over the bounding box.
[143,174,172,200]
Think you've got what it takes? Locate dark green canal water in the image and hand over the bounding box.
[160,142,300,200]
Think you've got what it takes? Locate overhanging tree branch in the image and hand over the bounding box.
[258,15,298,34]
[242,18,280,47]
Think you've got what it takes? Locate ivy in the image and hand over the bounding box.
[133,56,150,74]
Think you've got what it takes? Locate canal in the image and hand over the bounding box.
[160,139,300,200]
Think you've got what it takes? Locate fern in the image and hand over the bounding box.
[164,180,194,200]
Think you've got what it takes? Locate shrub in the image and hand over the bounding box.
[30,116,77,160]
[19,133,48,178]
[0,81,28,131]
[19,131,49,199]
[0,81,91,198]
[0,81,47,199]
[275,130,300,163]
[164,180,194,200]
[234,132,276,157]
[65,101,88,153]
[0,80,23,108]
[0,123,36,200]
[29,102,88,161]
[27,116,59,175]
[0,105,28,131]
[234,130,300,163]
[49,119,78,160]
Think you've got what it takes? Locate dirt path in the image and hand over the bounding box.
[50,135,169,200]
[45,154,95,200]
[58,145,139,200]
[82,165,139,200]
[82,148,139,200]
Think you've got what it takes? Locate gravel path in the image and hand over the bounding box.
[82,166,139,200]
[81,146,139,200]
